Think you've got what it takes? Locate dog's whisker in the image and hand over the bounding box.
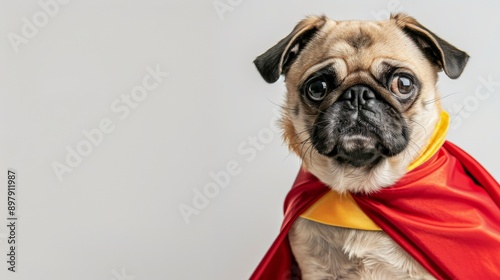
[406,140,423,161]
[264,96,296,111]
[307,142,317,167]
[408,119,427,135]
[290,128,311,139]
[449,104,466,125]
[423,92,461,105]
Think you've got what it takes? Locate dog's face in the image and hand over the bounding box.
[254,14,469,193]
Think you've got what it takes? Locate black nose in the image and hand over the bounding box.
[340,85,377,110]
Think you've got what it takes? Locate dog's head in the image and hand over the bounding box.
[254,14,468,193]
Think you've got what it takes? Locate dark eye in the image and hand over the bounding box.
[390,75,414,97]
[306,78,329,101]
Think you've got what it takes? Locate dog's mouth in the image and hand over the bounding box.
[325,133,385,167]
[314,128,407,167]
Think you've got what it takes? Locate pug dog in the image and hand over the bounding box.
[253,14,469,279]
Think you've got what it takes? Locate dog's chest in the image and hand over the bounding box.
[289,217,434,279]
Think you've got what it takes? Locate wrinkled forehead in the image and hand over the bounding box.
[292,19,425,82]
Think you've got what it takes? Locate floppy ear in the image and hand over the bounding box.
[254,16,327,83]
[392,13,469,79]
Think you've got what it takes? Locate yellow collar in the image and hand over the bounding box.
[300,111,450,231]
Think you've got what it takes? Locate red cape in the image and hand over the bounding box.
[250,141,500,280]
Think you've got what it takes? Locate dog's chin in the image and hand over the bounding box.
[332,149,382,168]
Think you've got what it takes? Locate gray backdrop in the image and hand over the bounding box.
[1,0,499,279]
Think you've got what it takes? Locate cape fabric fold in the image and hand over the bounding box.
[250,141,500,280]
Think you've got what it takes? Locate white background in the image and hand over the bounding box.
[1,0,499,279]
